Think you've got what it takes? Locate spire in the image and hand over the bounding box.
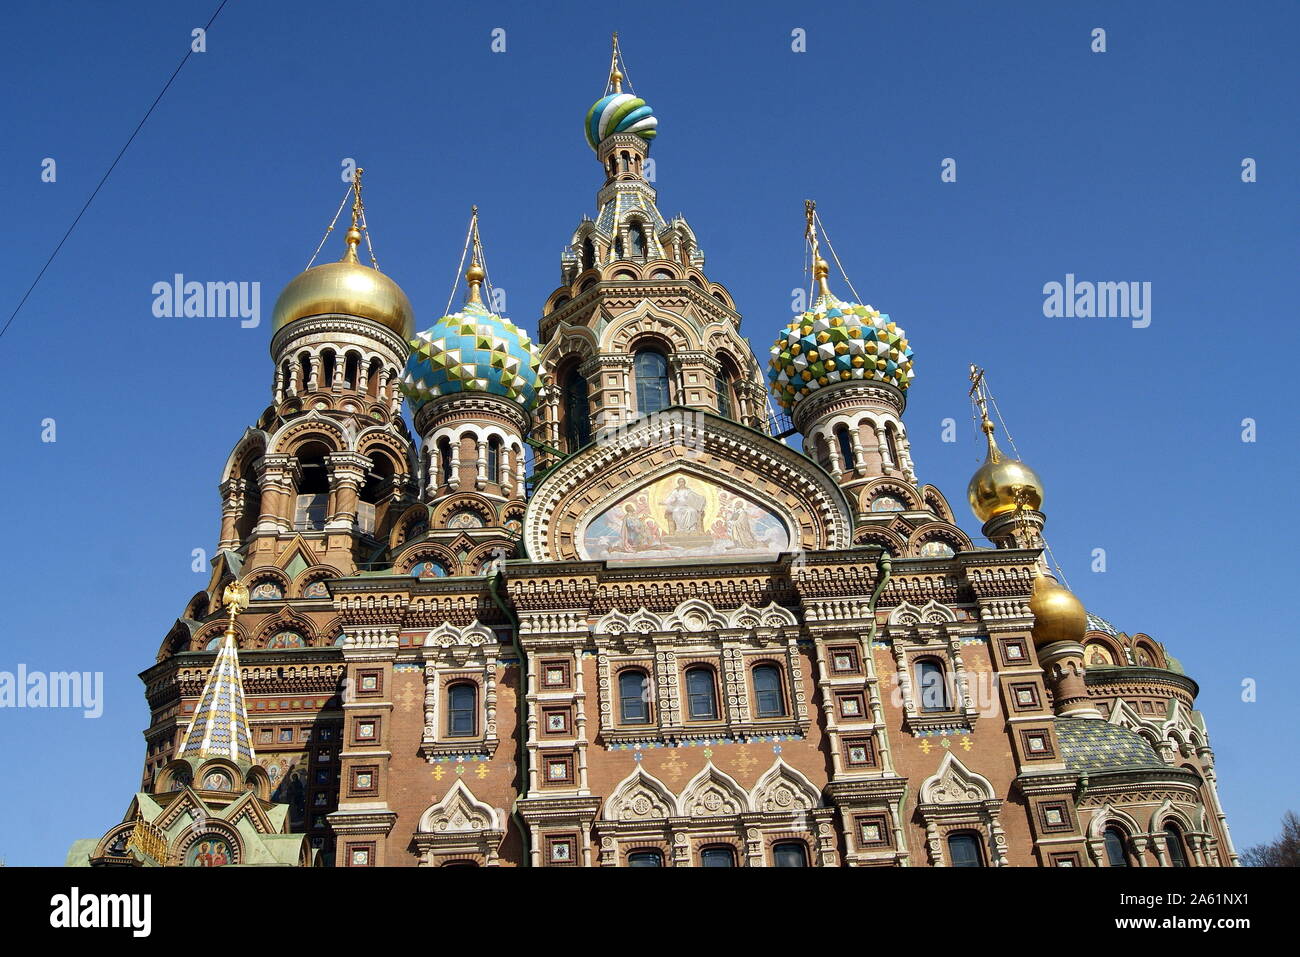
[341,167,365,264]
[176,580,255,765]
[968,364,1003,465]
[805,199,833,299]
[465,205,485,305]
[609,32,623,94]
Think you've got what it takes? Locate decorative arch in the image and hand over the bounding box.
[219,427,268,484]
[750,759,822,813]
[266,411,349,456]
[679,762,751,817]
[417,779,504,834]
[918,752,996,805]
[603,766,679,822]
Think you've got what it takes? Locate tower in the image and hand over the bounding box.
[532,34,770,472]
[399,209,540,575]
[222,170,418,575]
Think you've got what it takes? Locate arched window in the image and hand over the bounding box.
[447,683,477,737]
[298,352,312,391]
[634,349,671,415]
[562,368,592,451]
[280,360,292,395]
[700,845,736,867]
[438,437,453,487]
[344,352,360,390]
[685,667,718,721]
[772,841,808,867]
[1104,826,1130,867]
[627,850,663,867]
[321,349,336,389]
[915,659,950,712]
[1164,823,1189,867]
[715,372,734,420]
[752,664,785,718]
[293,441,330,531]
[487,436,502,483]
[836,426,856,469]
[628,223,646,258]
[614,236,625,258]
[581,238,595,272]
[947,832,984,867]
[618,669,650,724]
[366,357,382,398]
[885,423,901,466]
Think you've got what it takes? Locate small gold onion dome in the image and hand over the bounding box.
[1029,575,1088,648]
[967,417,1044,523]
[271,227,414,338]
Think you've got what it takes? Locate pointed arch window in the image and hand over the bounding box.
[628,223,646,258]
[634,349,671,415]
[581,238,595,272]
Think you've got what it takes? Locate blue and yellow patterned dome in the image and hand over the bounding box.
[401,288,540,412]
[585,92,657,151]
[768,293,915,411]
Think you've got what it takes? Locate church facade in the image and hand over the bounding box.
[72,41,1236,868]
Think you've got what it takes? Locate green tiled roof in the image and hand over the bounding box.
[1056,718,1167,774]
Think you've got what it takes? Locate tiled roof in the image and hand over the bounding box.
[1055,718,1167,774]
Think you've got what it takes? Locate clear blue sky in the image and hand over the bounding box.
[1,1,1295,865]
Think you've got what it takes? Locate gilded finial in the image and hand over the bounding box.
[465,205,485,304]
[219,579,249,649]
[342,167,365,264]
[805,200,832,298]
[969,364,997,450]
[609,32,623,93]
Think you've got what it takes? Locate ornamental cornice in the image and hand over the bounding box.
[1085,667,1199,699]
[791,380,907,430]
[413,391,531,437]
[270,314,409,360]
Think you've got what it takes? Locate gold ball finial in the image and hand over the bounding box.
[466,262,486,283]
[1028,575,1088,648]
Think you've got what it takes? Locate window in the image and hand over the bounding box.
[486,436,501,483]
[916,659,950,712]
[947,832,983,867]
[885,424,900,466]
[1164,823,1189,867]
[700,846,736,867]
[634,349,671,415]
[685,667,718,721]
[752,665,785,718]
[619,670,650,724]
[438,437,452,487]
[715,373,734,419]
[836,426,856,469]
[581,238,595,271]
[627,850,663,867]
[447,683,477,737]
[772,841,808,867]
[628,223,646,258]
[1103,827,1130,867]
[562,369,592,451]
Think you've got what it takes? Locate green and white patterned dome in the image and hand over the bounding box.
[401,288,540,412]
[768,294,914,411]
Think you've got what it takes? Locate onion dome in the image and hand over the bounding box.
[967,415,1044,523]
[272,194,414,339]
[768,257,914,411]
[1028,575,1088,648]
[584,36,657,151]
[401,263,540,412]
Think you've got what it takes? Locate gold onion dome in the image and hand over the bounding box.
[1029,575,1088,648]
[967,417,1044,523]
[271,222,414,339]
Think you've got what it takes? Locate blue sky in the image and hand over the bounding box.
[1,0,1296,865]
